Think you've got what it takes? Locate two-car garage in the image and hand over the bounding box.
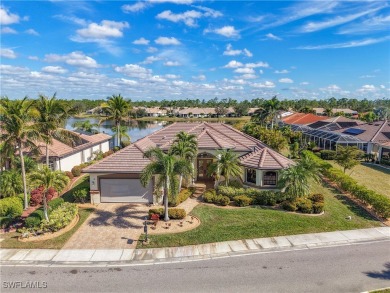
[99,177,153,203]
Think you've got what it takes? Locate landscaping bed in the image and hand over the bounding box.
[138,181,381,248]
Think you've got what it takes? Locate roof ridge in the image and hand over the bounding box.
[205,129,231,148]
[265,147,285,167]
[258,148,267,168]
[371,120,387,142]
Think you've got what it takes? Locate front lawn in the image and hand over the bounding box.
[329,162,390,198]
[140,181,381,248]
[0,208,94,249]
[62,175,89,203]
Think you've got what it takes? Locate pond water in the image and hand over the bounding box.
[65,117,166,144]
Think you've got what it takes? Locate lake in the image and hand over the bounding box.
[65,117,166,144]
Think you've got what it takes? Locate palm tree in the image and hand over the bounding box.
[29,166,69,221]
[278,154,320,199]
[100,94,131,147]
[171,131,198,190]
[324,107,333,117]
[72,120,99,134]
[34,94,81,166]
[207,149,242,187]
[0,97,42,209]
[111,125,131,146]
[264,96,281,129]
[140,147,192,221]
[0,170,23,198]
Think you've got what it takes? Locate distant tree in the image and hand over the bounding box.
[72,120,99,133]
[234,103,250,117]
[215,105,228,117]
[335,145,364,173]
[324,108,333,117]
[359,112,377,123]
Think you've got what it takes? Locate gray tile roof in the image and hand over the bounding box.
[84,122,293,173]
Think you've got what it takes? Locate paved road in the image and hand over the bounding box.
[2,241,389,293]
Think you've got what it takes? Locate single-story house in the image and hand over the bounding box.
[83,122,294,204]
[313,108,358,116]
[29,131,112,172]
[282,113,329,125]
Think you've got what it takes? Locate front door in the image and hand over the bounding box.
[197,159,213,181]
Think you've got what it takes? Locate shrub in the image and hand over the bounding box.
[30,186,56,206]
[203,189,217,203]
[102,150,114,158]
[217,186,246,200]
[219,179,243,188]
[234,195,252,207]
[65,171,74,180]
[296,198,313,214]
[0,196,23,220]
[71,166,82,177]
[252,190,279,206]
[113,146,121,152]
[320,150,337,160]
[282,200,297,212]
[217,196,230,206]
[169,189,192,207]
[25,209,45,228]
[148,208,186,219]
[73,189,88,203]
[312,202,324,214]
[48,197,64,212]
[41,202,78,232]
[309,193,324,203]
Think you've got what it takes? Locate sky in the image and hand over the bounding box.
[1,0,389,101]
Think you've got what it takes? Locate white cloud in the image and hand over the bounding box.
[296,36,390,50]
[76,20,129,39]
[275,69,289,74]
[234,67,255,74]
[360,75,375,78]
[155,36,181,45]
[41,66,67,74]
[223,44,252,57]
[147,47,158,53]
[122,2,149,13]
[149,0,194,4]
[149,75,167,83]
[120,78,138,85]
[44,51,99,68]
[224,60,243,68]
[300,6,386,33]
[192,74,206,81]
[358,84,376,92]
[245,62,269,68]
[156,7,221,27]
[28,56,39,60]
[141,56,161,64]
[25,29,39,36]
[240,74,257,79]
[0,48,17,59]
[279,78,293,83]
[164,61,181,66]
[165,74,181,79]
[300,81,309,85]
[380,85,386,89]
[133,37,150,45]
[338,14,390,35]
[114,64,152,79]
[251,81,275,88]
[204,25,240,38]
[0,6,20,25]
[1,27,17,34]
[265,33,282,41]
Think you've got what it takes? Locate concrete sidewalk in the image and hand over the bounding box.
[1,227,389,267]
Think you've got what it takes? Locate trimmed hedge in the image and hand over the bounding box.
[203,190,230,206]
[217,186,286,206]
[0,196,23,227]
[169,188,193,207]
[303,150,390,219]
[71,166,82,177]
[233,195,252,207]
[148,208,186,219]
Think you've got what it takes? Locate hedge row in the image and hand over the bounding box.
[203,190,230,206]
[148,208,186,220]
[217,186,287,206]
[303,150,390,219]
[282,193,324,214]
[168,188,193,207]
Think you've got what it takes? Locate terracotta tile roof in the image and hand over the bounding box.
[79,132,111,144]
[282,113,328,125]
[84,122,293,173]
[239,147,294,170]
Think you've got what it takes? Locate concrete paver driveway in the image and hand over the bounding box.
[63,203,150,249]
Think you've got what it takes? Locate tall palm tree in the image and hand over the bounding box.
[264,96,281,129]
[207,149,242,187]
[140,147,192,221]
[0,97,42,209]
[278,154,320,199]
[72,120,99,134]
[29,166,69,221]
[34,94,81,166]
[100,94,131,147]
[111,125,131,146]
[171,131,198,190]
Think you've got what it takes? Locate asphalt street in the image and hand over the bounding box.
[1,241,389,293]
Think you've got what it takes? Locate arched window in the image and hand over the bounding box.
[263,171,277,186]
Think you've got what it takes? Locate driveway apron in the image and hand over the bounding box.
[63,203,149,249]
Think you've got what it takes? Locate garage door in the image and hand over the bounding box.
[100,179,152,203]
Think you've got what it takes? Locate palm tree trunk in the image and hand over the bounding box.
[116,123,120,147]
[42,192,49,221]
[18,142,28,210]
[46,143,49,167]
[178,175,183,192]
[164,178,170,222]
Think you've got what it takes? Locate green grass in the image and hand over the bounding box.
[62,175,90,203]
[0,208,94,249]
[329,161,390,198]
[139,181,381,248]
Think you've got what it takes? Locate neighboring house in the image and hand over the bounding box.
[28,131,112,172]
[282,113,328,125]
[83,122,294,204]
[313,108,358,116]
[378,141,390,161]
[176,107,217,118]
[136,107,167,117]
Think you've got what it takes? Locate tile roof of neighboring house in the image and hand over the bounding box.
[239,146,293,170]
[307,116,364,130]
[313,108,358,115]
[333,120,390,143]
[282,113,328,125]
[84,122,294,173]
